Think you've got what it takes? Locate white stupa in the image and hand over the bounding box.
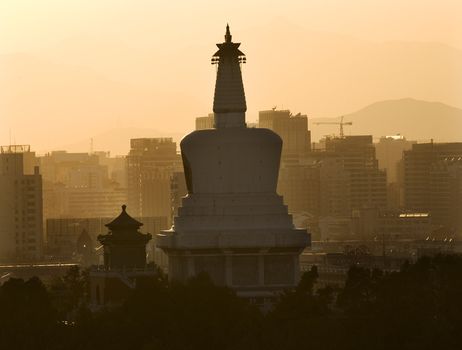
[157,25,310,298]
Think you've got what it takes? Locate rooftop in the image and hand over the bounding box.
[105,205,143,231]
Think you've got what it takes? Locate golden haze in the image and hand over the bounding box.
[1,0,462,153]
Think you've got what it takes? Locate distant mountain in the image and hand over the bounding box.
[310,98,462,142]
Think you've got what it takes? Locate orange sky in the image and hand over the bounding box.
[1,1,462,153]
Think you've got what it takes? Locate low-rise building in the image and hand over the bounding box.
[89,206,156,309]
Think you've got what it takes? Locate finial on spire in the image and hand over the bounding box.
[122,204,127,212]
[225,23,232,43]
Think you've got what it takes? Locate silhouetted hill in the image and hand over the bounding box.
[310,98,462,142]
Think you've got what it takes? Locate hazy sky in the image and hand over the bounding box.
[1,0,462,52]
[1,0,462,153]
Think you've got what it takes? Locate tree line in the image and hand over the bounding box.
[1,255,462,350]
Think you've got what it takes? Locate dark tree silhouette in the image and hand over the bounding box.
[2,256,462,350]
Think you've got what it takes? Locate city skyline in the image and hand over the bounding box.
[1,8,462,348]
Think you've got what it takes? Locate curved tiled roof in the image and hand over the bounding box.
[105,205,143,230]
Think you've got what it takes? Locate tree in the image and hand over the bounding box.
[0,277,58,349]
[49,265,89,319]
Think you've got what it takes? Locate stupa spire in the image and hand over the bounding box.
[211,24,247,128]
[225,23,232,43]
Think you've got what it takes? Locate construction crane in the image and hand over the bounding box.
[313,116,352,138]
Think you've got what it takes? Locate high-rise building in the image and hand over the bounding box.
[258,109,311,158]
[61,188,128,218]
[375,135,415,183]
[324,135,387,212]
[375,135,415,209]
[404,143,462,206]
[277,159,320,216]
[94,152,128,188]
[401,142,462,234]
[318,157,351,218]
[195,113,214,130]
[40,151,127,220]
[40,151,106,187]
[127,138,182,225]
[157,25,309,301]
[428,157,462,232]
[0,146,43,261]
[0,145,39,175]
[290,136,387,239]
[257,109,312,217]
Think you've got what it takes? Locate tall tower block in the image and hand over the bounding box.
[157,26,310,300]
